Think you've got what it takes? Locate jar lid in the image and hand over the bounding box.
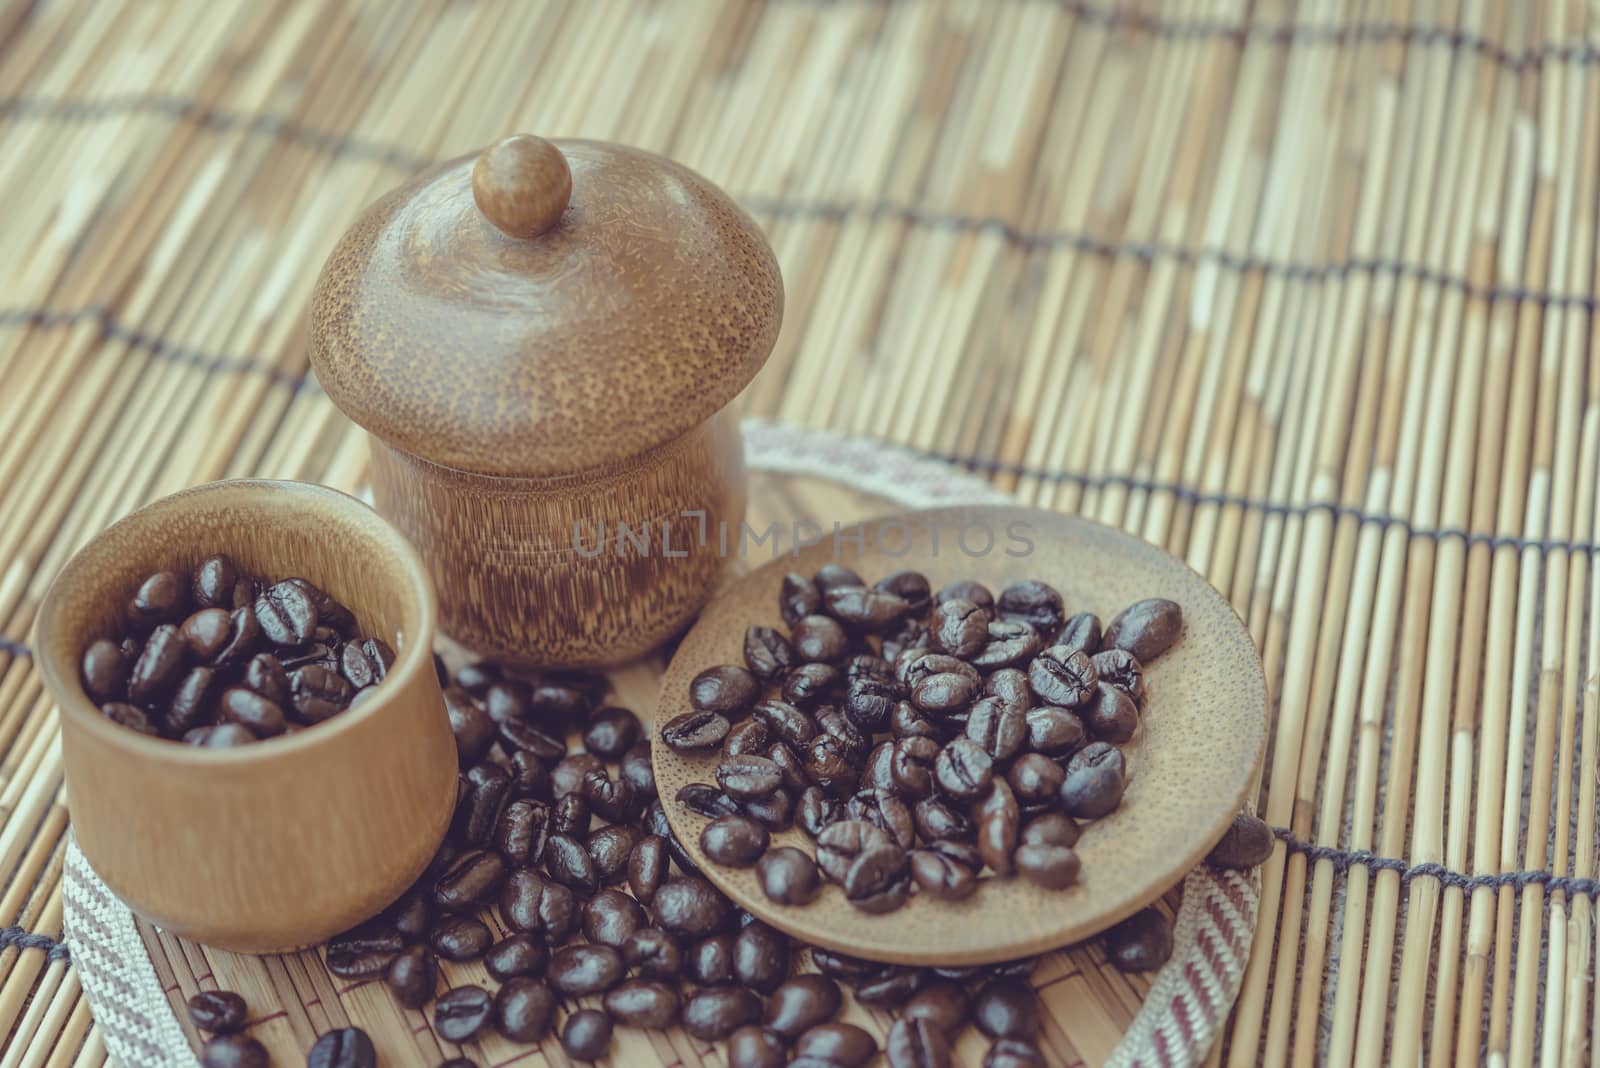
[309,136,783,478]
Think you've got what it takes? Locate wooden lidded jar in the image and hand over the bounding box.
[311,135,783,666]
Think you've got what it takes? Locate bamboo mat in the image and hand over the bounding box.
[0,0,1595,1064]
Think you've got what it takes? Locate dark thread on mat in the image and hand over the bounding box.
[0,926,70,962]
[1273,828,1600,898]
[0,635,30,658]
[2,94,1598,308]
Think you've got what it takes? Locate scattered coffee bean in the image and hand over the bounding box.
[623,927,684,980]
[796,1021,878,1067]
[690,933,736,985]
[544,832,599,894]
[494,977,555,1042]
[433,985,493,1043]
[984,1039,1047,1068]
[1059,741,1126,819]
[561,1008,614,1061]
[683,987,763,1041]
[200,1033,269,1068]
[500,868,578,941]
[974,977,1041,1040]
[495,799,549,866]
[186,990,247,1034]
[308,1028,378,1068]
[548,943,625,997]
[583,705,640,759]
[902,980,970,1035]
[887,1016,951,1068]
[627,835,669,902]
[583,888,647,947]
[780,572,825,625]
[661,710,731,752]
[484,933,547,980]
[909,841,981,900]
[433,849,507,910]
[386,946,437,1008]
[1105,907,1174,972]
[430,915,492,961]
[700,814,769,866]
[765,974,841,1038]
[1207,811,1275,869]
[728,1025,788,1068]
[325,923,403,979]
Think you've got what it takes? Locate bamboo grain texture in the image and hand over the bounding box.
[0,0,1595,1065]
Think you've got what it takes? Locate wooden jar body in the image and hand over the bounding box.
[368,409,746,667]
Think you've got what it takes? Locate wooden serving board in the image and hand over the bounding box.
[132,469,1175,1068]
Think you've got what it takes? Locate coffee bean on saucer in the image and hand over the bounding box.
[717,755,783,802]
[909,842,980,900]
[1015,843,1081,889]
[1059,741,1126,819]
[753,699,817,748]
[744,626,795,680]
[1086,682,1139,743]
[1092,648,1145,702]
[200,1034,269,1068]
[887,1016,951,1068]
[186,990,247,1033]
[603,979,682,1029]
[977,780,1020,875]
[683,987,763,1041]
[700,814,769,866]
[385,946,437,1009]
[561,1008,614,1061]
[765,974,842,1038]
[485,933,547,981]
[1103,597,1183,660]
[783,662,841,708]
[1207,811,1275,869]
[996,580,1065,641]
[984,1039,1047,1068]
[934,737,993,800]
[433,985,493,1043]
[815,820,892,884]
[791,614,849,662]
[494,976,555,1042]
[662,710,731,753]
[691,665,761,717]
[1105,907,1173,972]
[1021,811,1080,848]
[549,944,625,997]
[974,977,1041,1040]
[431,915,492,961]
[757,845,820,905]
[1028,645,1097,708]
[797,786,845,839]
[729,1025,788,1068]
[1024,705,1083,754]
[1007,753,1065,804]
[824,585,910,631]
[847,789,915,849]
[723,718,772,758]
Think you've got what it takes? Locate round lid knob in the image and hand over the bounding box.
[471,135,571,238]
[309,137,784,478]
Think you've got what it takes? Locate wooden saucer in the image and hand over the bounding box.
[652,505,1266,966]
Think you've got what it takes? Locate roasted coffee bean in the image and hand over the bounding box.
[802,734,855,785]
[911,669,978,714]
[433,849,506,911]
[458,762,512,845]
[971,620,1042,670]
[1060,741,1126,819]
[213,687,278,738]
[911,797,970,842]
[661,710,731,752]
[1015,842,1080,889]
[617,834,668,904]
[689,664,760,719]
[796,787,845,839]
[974,978,1041,1040]
[801,948,873,984]
[652,877,730,936]
[1208,811,1275,869]
[1106,907,1174,971]
[386,945,438,1009]
[732,922,788,993]
[602,979,681,1028]
[700,814,770,866]
[689,933,736,985]
[1007,753,1066,804]
[779,572,825,625]
[1086,682,1139,743]
[236,653,289,708]
[483,932,547,981]
[814,564,865,593]
[193,556,238,609]
[586,824,639,885]
[102,702,160,736]
[903,980,971,1035]
[1023,705,1084,755]
[779,662,839,708]
[561,1007,612,1061]
[716,755,783,802]
[552,752,602,798]
[872,570,930,615]
[209,605,262,668]
[340,638,394,690]
[1092,648,1146,703]
[824,585,909,631]
[996,581,1065,641]
[882,620,930,667]
[200,1034,269,1068]
[1021,811,1080,847]
[844,843,910,912]
[434,985,493,1043]
[548,944,625,996]
[722,718,771,758]
[1103,597,1183,660]
[887,1017,951,1068]
[175,608,230,664]
[623,927,683,979]
[581,768,637,822]
[677,783,742,819]
[583,888,647,947]
[909,841,980,900]
[127,624,185,702]
[1028,646,1097,708]
[728,1026,788,1068]
[856,966,926,1007]
[186,990,247,1033]
[858,739,897,791]
[483,679,530,723]
[934,577,991,613]
[290,664,353,723]
[753,845,820,906]
[160,667,217,736]
[967,697,1028,761]
[444,687,495,766]
[847,789,915,849]
[619,740,656,798]
[977,780,1021,875]
[842,675,899,732]
[502,869,579,940]
[279,637,338,673]
[325,922,403,979]
[496,799,550,866]
[762,740,808,790]
[128,570,187,628]
[287,578,356,636]
[818,705,871,761]
[935,738,993,800]
[431,914,492,961]
[891,700,943,741]
[888,735,940,798]
[492,976,555,1042]
[791,614,850,662]
[529,673,603,722]
[744,625,796,681]
[815,819,892,883]
[984,1039,1047,1068]
[744,789,795,836]
[794,1021,877,1067]
[199,723,257,747]
[753,699,817,748]
[930,598,987,658]
[1058,612,1102,656]
[683,987,763,1041]
[81,638,131,702]
[543,832,599,894]
[764,974,842,1038]
[253,580,317,646]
